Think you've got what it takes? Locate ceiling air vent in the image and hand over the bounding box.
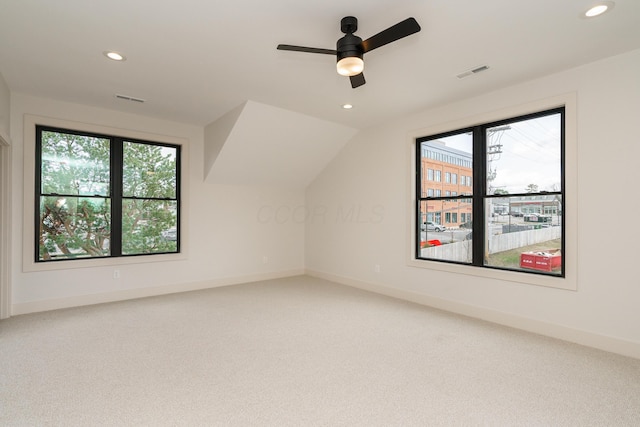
[456,65,490,79]
[115,94,145,103]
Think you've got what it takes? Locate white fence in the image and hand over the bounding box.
[421,226,561,263]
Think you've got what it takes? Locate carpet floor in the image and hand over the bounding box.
[1,275,639,426]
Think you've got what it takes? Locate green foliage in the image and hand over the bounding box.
[39,131,178,260]
[122,199,177,255]
[123,142,177,198]
[41,131,110,196]
[121,142,178,255]
[39,196,111,260]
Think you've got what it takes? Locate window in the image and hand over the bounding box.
[36,126,180,262]
[427,169,434,181]
[416,107,564,277]
[435,170,441,182]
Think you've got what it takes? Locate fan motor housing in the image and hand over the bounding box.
[337,33,363,61]
[337,16,363,61]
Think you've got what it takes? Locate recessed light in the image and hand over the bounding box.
[342,104,353,109]
[104,51,126,61]
[583,2,614,18]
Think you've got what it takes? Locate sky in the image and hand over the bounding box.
[434,112,561,194]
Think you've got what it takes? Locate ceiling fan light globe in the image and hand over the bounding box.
[337,57,364,76]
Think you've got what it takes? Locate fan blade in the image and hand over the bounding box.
[350,73,366,88]
[361,17,421,53]
[277,44,337,55]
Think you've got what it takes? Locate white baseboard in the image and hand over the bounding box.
[306,269,640,360]
[11,269,305,316]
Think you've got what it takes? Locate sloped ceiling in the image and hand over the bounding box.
[204,101,358,188]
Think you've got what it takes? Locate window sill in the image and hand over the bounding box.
[407,257,576,291]
[23,251,187,273]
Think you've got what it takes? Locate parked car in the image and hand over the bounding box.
[459,221,473,229]
[161,227,177,241]
[421,221,446,232]
[524,214,552,223]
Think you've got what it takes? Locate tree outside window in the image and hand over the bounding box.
[36,127,180,262]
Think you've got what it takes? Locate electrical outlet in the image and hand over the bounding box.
[262,256,269,264]
[113,270,120,279]
[374,264,381,273]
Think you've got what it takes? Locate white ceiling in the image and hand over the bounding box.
[1,0,639,130]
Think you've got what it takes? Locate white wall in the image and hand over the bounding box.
[10,94,305,312]
[7,50,640,356]
[306,49,640,355]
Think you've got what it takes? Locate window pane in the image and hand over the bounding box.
[39,196,111,260]
[416,108,564,277]
[418,132,474,263]
[122,199,178,255]
[418,199,473,263]
[484,196,562,275]
[41,131,110,196]
[420,134,473,191]
[123,142,177,199]
[486,113,562,195]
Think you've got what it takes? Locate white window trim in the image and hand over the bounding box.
[23,114,189,273]
[407,93,578,291]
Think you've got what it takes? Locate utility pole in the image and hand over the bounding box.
[486,126,509,221]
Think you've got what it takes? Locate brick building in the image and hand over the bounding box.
[419,140,473,228]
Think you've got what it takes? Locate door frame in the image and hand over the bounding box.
[0,133,11,319]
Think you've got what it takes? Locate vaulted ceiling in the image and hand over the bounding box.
[2,0,639,129]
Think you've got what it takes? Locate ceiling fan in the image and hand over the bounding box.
[277,16,421,89]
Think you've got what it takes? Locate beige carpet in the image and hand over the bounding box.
[1,275,639,426]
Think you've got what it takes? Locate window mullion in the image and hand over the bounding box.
[111,138,123,257]
[472,126,485,267]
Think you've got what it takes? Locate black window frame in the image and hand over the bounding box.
[415,107,565,277]
[35,125,181,262]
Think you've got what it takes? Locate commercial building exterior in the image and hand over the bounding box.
[419,140,473,228]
